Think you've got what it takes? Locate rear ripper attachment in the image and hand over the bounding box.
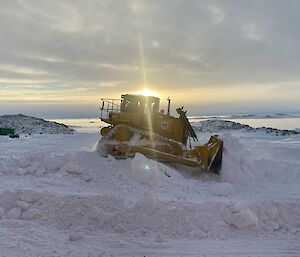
[98,94,223,173]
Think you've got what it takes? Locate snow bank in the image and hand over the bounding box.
[220,133,300,185]
[0,130,300,255]
[0,187,298,241]
[193,119,299,136]
[0,141,299,241]
[0,114,73,134]
[221,134,260,184]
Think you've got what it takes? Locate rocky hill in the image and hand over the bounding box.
[0,114,73,134]
[192,119,299,136]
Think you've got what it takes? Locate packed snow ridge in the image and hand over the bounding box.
[193,119,299,136]
[0,114,73,135]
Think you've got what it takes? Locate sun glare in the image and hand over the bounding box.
[137,89,158,97]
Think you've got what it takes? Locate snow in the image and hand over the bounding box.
[211,182,234,196]
[0,118,299,256]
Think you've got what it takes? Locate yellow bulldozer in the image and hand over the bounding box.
[97,94,223,173]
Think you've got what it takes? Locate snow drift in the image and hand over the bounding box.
[0,133,299,242]
[0,119,299,256]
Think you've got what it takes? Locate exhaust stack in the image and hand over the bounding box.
[167,97,171,115]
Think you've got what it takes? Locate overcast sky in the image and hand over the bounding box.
[0,0,300,118]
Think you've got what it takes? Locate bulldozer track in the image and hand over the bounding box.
[102,124,186,149]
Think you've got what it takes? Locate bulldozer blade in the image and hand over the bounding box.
[130,145,201,168]
[207,141,223,174]
[129,135,223,173]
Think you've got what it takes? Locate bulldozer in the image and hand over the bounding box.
[97,94,223,173]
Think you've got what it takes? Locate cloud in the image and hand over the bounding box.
[242,23,264,41]
[208,5,225,24]
[0,0,300,116]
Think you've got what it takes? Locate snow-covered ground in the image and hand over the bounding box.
[0,119,299,256]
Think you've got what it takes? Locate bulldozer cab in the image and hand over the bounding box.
[120,94,160,114]
[100,94,196,145]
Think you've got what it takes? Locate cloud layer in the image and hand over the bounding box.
[0,0,300,116]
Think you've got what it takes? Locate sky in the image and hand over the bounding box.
[0,0,300,118]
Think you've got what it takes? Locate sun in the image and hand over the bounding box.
[137,89,159,97]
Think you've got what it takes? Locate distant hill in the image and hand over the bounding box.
[192,119,299,136]
[0,114,73,135]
